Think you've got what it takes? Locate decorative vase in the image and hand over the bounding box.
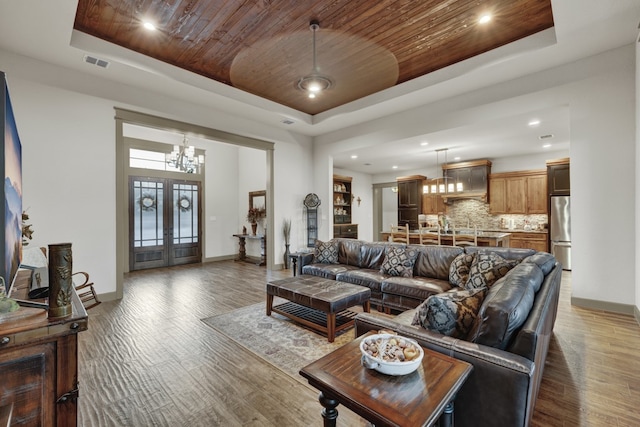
[251,222,258,235]
[48,242,73,319]
[283,243,290,269]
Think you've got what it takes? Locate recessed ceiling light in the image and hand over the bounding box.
[542,143,552,148]
[454,156,461,161]
[528,119,541,126]
[479,14,492,24]
[143,21,157,31]
[392,165,398,169]
[420,141,429,146]
[351,155,358,159]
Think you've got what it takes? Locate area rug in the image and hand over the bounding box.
[201,301,356,381]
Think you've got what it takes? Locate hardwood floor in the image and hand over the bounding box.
[78,261,640,426]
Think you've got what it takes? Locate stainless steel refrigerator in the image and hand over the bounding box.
[550,195,571,270]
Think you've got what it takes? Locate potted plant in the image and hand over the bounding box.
[247,207,266,235]
[282,218,291,268]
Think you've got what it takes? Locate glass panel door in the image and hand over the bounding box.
[129,177,201,271]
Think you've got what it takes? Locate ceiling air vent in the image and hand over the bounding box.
[539,134,554,140]
[280,118,295,125]
[83,54,110,69]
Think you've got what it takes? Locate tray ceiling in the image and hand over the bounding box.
[73,0,554,115]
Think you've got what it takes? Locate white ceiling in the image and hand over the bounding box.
[0,0,638,174]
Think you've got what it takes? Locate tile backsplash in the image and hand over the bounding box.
[423,199,548,231]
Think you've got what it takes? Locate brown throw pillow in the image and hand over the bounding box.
[411,287,487,338]
[465,252,519,290]
[449,253,475,287]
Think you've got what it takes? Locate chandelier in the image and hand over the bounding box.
[297,20,332,99]
[166,135,203,173]
[426,148,462,194]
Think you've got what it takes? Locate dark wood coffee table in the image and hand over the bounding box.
[266,275,371,343]
[299,332,473,427]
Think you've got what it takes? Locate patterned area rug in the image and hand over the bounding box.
[201,300,357,381]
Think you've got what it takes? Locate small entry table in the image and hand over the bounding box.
[299,332,473,427]
[232,234,266,266]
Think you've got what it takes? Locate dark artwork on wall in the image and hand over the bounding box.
[0,71,23,294]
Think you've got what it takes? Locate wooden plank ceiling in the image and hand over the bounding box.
[74,0,553,115]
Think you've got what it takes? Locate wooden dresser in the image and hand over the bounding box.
[0,269,88,426]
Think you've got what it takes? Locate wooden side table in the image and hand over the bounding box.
[232,234,266,266]
[300,332,473,427]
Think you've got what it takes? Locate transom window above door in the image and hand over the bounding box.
[129,148,204,174]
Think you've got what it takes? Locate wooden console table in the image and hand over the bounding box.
[300,332,472,427]
[233,234,266,266]
[1,269,88,426]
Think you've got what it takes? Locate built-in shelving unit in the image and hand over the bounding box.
[333,174,358,239]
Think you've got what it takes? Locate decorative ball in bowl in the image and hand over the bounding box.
[360,333,424,376]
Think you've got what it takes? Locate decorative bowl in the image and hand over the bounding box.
[359,333,424,376]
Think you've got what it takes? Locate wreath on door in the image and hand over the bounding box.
[139,193,156,211]
[177,195,192,212]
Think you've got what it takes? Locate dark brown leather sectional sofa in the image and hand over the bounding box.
[298,238,562,427]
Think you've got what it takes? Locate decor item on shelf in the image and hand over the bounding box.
[282,218,292,269]
[48,242,73,319]
[297,20,332,99]
[165,135,204,173]
[22,210,33,246]
[242,225,247,235]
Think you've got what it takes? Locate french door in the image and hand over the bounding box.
[129,176,202,271]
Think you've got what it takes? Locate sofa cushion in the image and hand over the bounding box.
[465,252,519,290]
[412,245,464,280]
[302,263,358,280]
[411,287,487,338]
[313,239,339,264]
[449,253,476,287]
[337,238,363,267]
[522,252,556,276]
[336,269,386,293]
[468,263,538,349]
[381,277,452,301]
[380,246,419,277]
[360,242,391,269]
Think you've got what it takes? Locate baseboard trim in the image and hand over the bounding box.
[96,290,119,302]
[571,296,636,316]
[203,255,236,263]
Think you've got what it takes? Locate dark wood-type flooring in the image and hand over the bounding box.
[78,261,640,426]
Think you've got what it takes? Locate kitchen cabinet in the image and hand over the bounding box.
[489,170,547,214]
[547,158,570,195]
[333,174,357,239]
[397,175,425,229]
[509,232,549,252]
[422,178,446,215]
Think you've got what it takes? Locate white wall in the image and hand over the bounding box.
[317,45,637,309]
[238,146,267,258]
[0,48,315,295]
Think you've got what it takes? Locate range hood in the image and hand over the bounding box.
[440,160,492,203]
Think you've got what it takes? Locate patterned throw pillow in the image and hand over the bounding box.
[411,287,487,338]
[379,246,418,278]
[313,240,339,264]
[449,253,476,287]
[465,252,519,290]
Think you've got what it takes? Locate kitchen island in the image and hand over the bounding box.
[380,230,511,247]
